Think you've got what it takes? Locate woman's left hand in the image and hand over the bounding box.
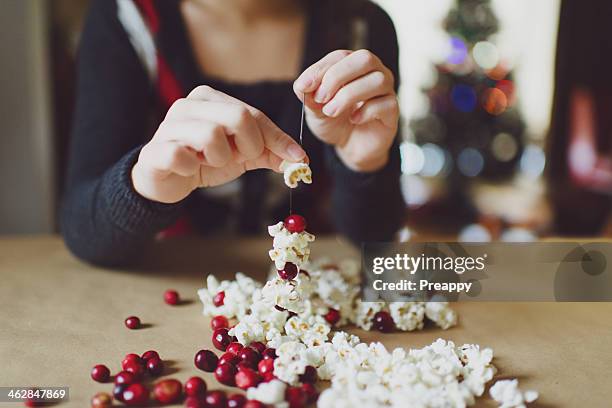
[294,49,399,172]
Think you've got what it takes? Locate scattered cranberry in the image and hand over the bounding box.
[235,367,262,390]
[262,348,277,360]
[249,341,266,354]
[284,214,307,233]
[219,351,241,366]
[239,347,261,367]
[113,384,127,402]
[205,390,227,408]
[372,310,395,333]
[324,308,341,326]
[124,316,141,330]
[115,370,138,385]
[124,360,145,378]
[301,383,318,404]
[141,350,160,362]
[185,396,206,408]
[244,400,266,408]
[122,353,143,369]
[226,342,244,355]
[90,364,110,382]
[214,363,237,386]
[153,378,182,404]
[90,392,112,408]
[146,356,164,376]
[184,376,207,397]
[195,349,218,372]
[122,383,149,406]
[227,393,247,408]
[285,386,306,408]
[257,358,274,375]
[164,289,180,305]
[212,328,232,351]
[262,372,276,382]
[299,365,317,383]
[278,262,298,280]
[211,315,229,330]
[213,291,225,307]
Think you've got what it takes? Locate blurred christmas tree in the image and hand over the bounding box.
[410,0,525,223]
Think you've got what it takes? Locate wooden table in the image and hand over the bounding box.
[1,235,611,407]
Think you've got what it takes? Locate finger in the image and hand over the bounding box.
[314,49,387,105]
[293,50,353,99]
[242,148,285,173]
[140,141,201,177]
[321,70,393,118]
[350,94,399,129]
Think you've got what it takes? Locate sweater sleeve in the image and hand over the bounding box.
[60,0,184,267]
[326,3,405,244]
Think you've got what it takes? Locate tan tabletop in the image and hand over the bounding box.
[1,235,611,407]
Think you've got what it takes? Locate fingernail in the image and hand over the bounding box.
[314,89,328,104]
[288,143,305,160]
[350,111,362,124]
[296,76,313,91]
[322,100,338,117]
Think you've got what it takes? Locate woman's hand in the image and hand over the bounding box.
[294,49,399,172]
[132,86,307,203]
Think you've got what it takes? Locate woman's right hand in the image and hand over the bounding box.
[132,86,307,204]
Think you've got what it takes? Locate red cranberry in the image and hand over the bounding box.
[113,383,127,402]
[115,370,138,385]
[284,214,307,233]
[184,376,207,397]
[213,291,225,307]
[124,360,145,378]
[262,348,277,360]
[257,358,274,375]
[195,349,218,372]
[185,396,206,408]
[226,342,244,355]
[205,390,227,408]
[122,353,143,369]
[298,365,317,384]
[122,383,149,406]
[262,372,276,382]
[219,351,241,366]
[301,383,318,403]
[244,400,266,408]
[372,311,395,333]
[249,341,266,354]
[146,356,164,376]
[227,393,247,408]
[235,367,262,390]
[211,315,229,330]
[164,289,180,305]
[285,386,306,408]
[153,378,182,404]
[212,328,232,351]
[90,392,112,408]
[124,316,141,330]
[278,262,298,280]
[214,363,237,386]
[324,308,341,326]
[141,350,160,362]
[90,364,110,382]
[239,347,261,367]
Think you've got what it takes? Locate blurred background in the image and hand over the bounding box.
[1,0,610,239]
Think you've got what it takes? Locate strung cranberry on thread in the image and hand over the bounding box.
[146,356,164,376]
[298,365,317,384]
[227,393,247,408]
[205,390,227,408]
[184,376,207,398]
[301,383,319,404]
[115,370,138,385]
[284,214,307,233]
[211,315,229,330]
[226,342,244,355]
[214,363,237,386]
[372,310,395,333]
[278,262,299,280]
[213,291,225,307]
[153,378,182,404]
[249,341,266,354]
[262,348,277,360]
[90,392,112,408]
[194,349,218,372]
[212,327,232,351]
[164,289,180,305]
[285,386,307,408]
[235,367,262,390]
[90,364,110,383]
[124,316,141,330]
[257,358,274,375]
[122,383,149,406]
[324,308,341,326]
[262,371,277,382]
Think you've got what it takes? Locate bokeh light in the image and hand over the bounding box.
[447,36,468,65]
[482,87,507,115]
[458,224,492,242]
[400,174,431,208]
[457,147,484,177]
[491,132,518,162]
[519,144,546,179]
[400,142,425,175]
[472,41,499,70]
[496,79,515,105]
[451,84,477,112]
[420,143,447,177]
